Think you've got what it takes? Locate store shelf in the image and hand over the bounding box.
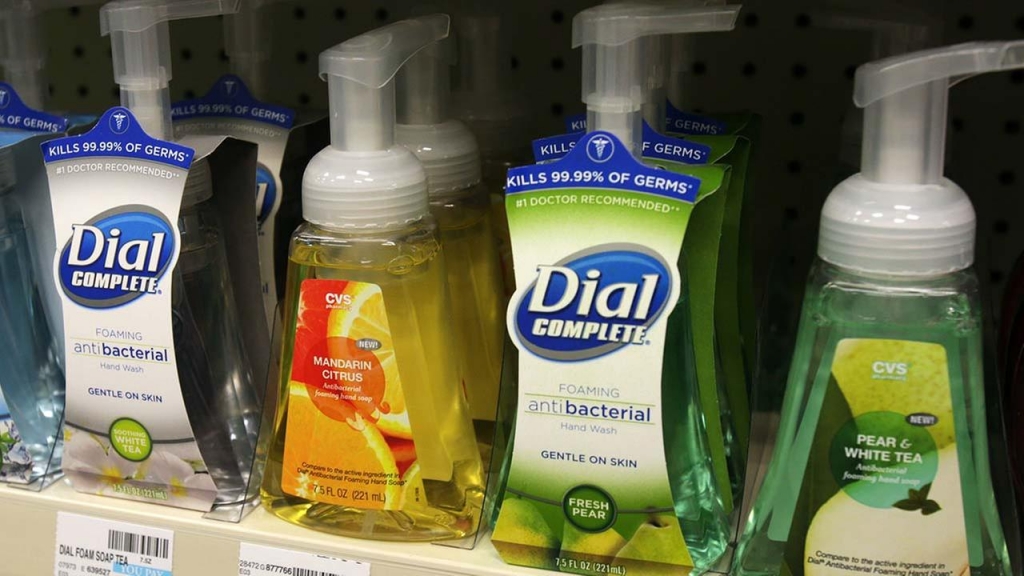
[0,480,542,576]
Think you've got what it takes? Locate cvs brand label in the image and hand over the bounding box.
[59,206,176,308]
[871,361,909,381]
[513,245,673,362]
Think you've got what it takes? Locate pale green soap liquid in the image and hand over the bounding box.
[733,261,1010,576]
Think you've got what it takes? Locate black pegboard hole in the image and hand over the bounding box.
[844,65,856,80]
[795,13,811,28]
[952,117,964,132]
[375,8,389,21]
[1005,120,1021,135]
[999,171,1016,186]
[790,112,805,126]
[183,89,196,99]
[785,207,799,221]
[297,51,309,64]
[744,13,758,28]
[1012,70,1024,84]
[293,6,306,20]
[787,160,802,174]
[77,85,89,98]
[995,220,1010,234]
[73,46,85,58]
[69,6,80,17]
[991,271,1005,284]
[48,84,55,97]
[510,56,519,71]
[334,7,346,20]
[298,93,311,106]
[742,62,756,77]
[110,86,119,99]
[181,48,192,61]
[958,15,974,30]
[219,49,229,62]
[1016,16,1024,32]
[551,10,564,24]
[551,57,564,71]
[792,64,808,79]
[693,61,707,76]
[551,103,564,117]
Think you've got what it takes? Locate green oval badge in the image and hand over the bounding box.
[563,484,617,532]
[109,418,152,462]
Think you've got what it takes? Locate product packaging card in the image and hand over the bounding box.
[173,75,329,331]
[493,131,728,574]
[0,83,82,488]
[532,124,747,512]
[44,107,268,514]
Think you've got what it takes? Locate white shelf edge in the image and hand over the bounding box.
[0,480,540,576]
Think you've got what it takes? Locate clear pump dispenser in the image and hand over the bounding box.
[223,0,279,101]
[100,0,259,506]
[733,41,1024,576]
[395,35,504,456]
[261,14,484,542]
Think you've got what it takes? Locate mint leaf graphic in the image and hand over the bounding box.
[918,483,932,500]
[893,499,922,511]
[921,501,941,515]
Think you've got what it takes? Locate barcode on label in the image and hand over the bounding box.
[107,529,171,559]
[293,568,340,576]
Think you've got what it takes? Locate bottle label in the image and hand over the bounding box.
[0,82,69,134]
[0,390,31,483]
[664,102,727,136]
[495,132,711,574]
[172,74,299,332]
[42,108,224,511]
[281,279,419,511]
[795,338,969,575]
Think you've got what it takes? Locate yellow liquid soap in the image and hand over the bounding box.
[261,219,485,541]
[431,183,506,452]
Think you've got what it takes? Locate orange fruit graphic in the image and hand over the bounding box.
[327,284,413,439]
[282,385,400,508]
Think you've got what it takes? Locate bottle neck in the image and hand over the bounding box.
[328,77,395,152]
[860,80,947,185]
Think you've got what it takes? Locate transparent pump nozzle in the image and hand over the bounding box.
[572,3,739,157]
[856,41,1024,186]
[396,35,456,126]
[100,0,240,141]
[819,41,1024,276]
[320,13,450,154]
[223,0,280,101]
[812,0,937,60]
[0,0,103,110]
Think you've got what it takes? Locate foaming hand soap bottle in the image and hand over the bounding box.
[260,14,484,541]
[733,41,1024,576]
[395,35,505,457]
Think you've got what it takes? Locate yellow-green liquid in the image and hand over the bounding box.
[431,185,506,454]
[260,220,485,541]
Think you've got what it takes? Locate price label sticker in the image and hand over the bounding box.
[54,512,174,576]
[238,543,370,576]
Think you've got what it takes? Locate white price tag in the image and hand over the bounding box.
[238,543,370,576]
[54,512,174,576]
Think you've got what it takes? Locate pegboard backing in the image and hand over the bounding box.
[38,0,1024,304]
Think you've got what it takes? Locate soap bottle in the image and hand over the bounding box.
[101,0,257,499]
[450,10,532,294]
[260,14,484,541]
[0,147,63,479]
[395,36,505,458]
[732,41,1023,576]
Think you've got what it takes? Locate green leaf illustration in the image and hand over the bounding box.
[921,501,941,515]
[893,499,922,511]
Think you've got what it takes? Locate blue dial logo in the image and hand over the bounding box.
[59,206,176,308]
[514,244,673,362]
[256,164,277,224]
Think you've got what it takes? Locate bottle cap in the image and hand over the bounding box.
[819,41,1024,275]
[572,3,739,156]
[0,0,104,110]
[100,0,240,140]
[395,29,482,197]
[303,14,449,229]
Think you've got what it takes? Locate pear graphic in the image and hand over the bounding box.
[559,523,626,575]
[613,515,693,575]
[492,497,560,570]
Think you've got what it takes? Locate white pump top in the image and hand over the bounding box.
[572,3,739,157]
[223,0,280,101]
[396,35,481,197]
[819,41,1024,276]
[0,0,103,110]
[100,0,240,142]
[302,14,449,229]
